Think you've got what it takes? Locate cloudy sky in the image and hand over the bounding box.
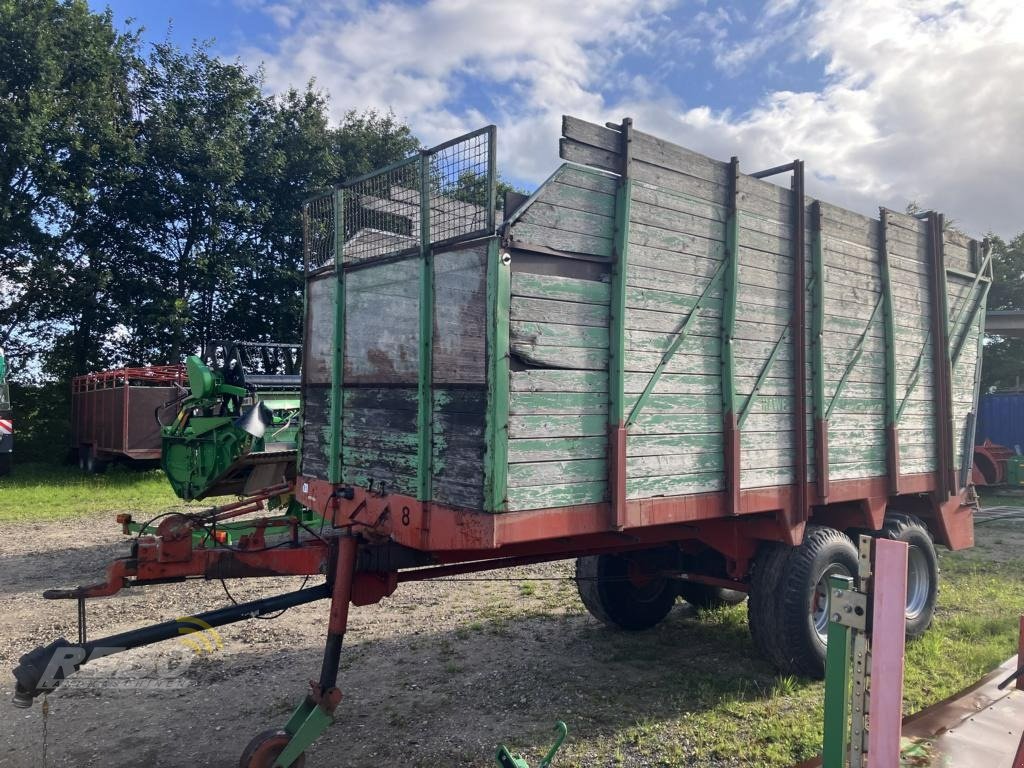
[96,0,1023,238]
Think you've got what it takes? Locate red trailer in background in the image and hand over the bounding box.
[71,365,186,473]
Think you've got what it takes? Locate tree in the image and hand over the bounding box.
[980,233,1024,391]
[0,0,139,380]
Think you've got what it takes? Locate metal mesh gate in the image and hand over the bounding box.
[302,125,497,272]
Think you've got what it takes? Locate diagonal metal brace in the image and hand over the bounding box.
[626,259,728,428]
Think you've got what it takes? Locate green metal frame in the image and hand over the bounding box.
[737,326,790,430]
[627,261,727,427]
[328,188,345,484]
[822,574,855,768]
[721,157,740,514]
[720,158,740,423]
[608,125,632,432]
[416,152,434,501]
[809,201,828,497]
[484,238,510,512]
[825,294,883,421]
[877,209,899,491]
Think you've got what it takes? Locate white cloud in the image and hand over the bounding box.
[237,0,1024,237]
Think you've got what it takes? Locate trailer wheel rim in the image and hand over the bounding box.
[905,544,930,620]
[812,563,851,642]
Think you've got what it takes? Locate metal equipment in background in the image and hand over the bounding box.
[71,365,187,473]
[0,346,11,476]
[496,722,568,768]
[160,341,301,501]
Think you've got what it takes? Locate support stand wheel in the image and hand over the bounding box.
[239,728,307,768]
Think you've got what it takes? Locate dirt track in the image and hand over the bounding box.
[0,513,746,768]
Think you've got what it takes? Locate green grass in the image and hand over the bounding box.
[0,462,211,522]
[472,528,1024,768]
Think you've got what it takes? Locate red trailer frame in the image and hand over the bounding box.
[70,365,186,467]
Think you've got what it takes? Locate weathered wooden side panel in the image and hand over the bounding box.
[433,387,486,510]
[300,385,333,480]
[304,274,336,386]
[341,386,419,495]
[343,258,420,385]
[504,177,616,511]
[434,245,487,385]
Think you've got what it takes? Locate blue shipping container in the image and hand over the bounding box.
[976,392,1024,450]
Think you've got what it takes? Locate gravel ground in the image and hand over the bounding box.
[0,514,633,767]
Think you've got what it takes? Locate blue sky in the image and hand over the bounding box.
[91,0,1024,237]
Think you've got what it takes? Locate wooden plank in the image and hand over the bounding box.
[510,344,608,370]
[627,471,723,498]
[510,295,609,327]
[536,179,615,217]
[510,320,608,349]
[508,413,607,439]
[511,369,609,393]
[627,450,724,478]
[507,435,607,462]
[511,271,610,305]
[509,390,608,415]
[507,480,606,511]
[556,164,619,195]
[509,221,613,258]
[559,137,619,174]
[562,115,621,152]
[509,456,607,486]
[520,200,615,239]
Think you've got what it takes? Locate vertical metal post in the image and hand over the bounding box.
[721,157,741,516]
[809,201,829,500]
[926,212,955,498]
[417,152,434,502]
[486,126,497,234]
[608,118,632,529]
[328,189,345,484]
[867,538,908,767]
[484,238,511,513]
[878,209,900,494]
[822,574,854,768]
[791,162,808,523]
[1017,615,1024,692]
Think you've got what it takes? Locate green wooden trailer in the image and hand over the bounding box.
[295,116,990,677]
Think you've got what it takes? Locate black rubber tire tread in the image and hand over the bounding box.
[878,512,939,639]
[776,525,858,679]
[0,453,9,476]
[747,542,791,670]
[678,581,746,610]
[575,553,677,631]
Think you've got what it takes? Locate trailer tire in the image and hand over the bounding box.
[775,526,859,678]
[677,581,746,610]
[747,542,791,670]
[84,452,107,475]
[575,552,677,631]
[878,513,939,639]
[0,453,9,476]
[239,728,306,768]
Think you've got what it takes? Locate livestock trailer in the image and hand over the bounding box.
[14,117,990,767]
[71,365,186,472]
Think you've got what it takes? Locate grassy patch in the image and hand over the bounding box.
[485,530,1024,768]
[0,462,215,522]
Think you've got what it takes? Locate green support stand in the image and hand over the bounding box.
[496,721,568,768]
